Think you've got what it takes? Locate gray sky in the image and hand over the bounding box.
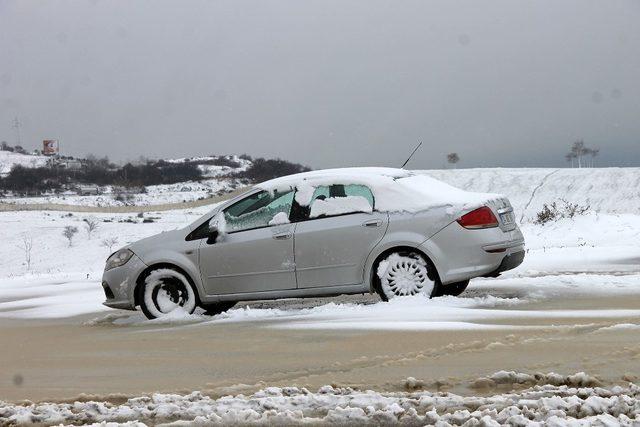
[1,0,639,169]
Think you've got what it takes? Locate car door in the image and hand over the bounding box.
[198,189,297,296]
[293,184,388,288]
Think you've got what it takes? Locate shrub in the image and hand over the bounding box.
[534,200,590,225]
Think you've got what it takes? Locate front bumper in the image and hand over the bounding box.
[101,253,147,310]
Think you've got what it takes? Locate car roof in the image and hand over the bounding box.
[258,167,413,190]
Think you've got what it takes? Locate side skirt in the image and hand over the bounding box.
[200,284,370,303]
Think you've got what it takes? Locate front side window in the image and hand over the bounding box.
[222,190,294,233]
[307,184,374,218]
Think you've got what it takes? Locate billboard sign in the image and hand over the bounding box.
[43,139,59,156]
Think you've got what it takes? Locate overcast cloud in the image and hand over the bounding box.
[1,0,639,169]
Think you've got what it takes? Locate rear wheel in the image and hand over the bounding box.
[374,251,436,301]
[137,268,197,319]
[433,280,469,297]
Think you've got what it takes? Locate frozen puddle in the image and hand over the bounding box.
[1,374,638,426]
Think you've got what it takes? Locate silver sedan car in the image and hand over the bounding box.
[102,168,525,319]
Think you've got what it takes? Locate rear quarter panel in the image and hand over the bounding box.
[363,208,454,290]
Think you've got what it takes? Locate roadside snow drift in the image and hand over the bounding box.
[1,376,638,426]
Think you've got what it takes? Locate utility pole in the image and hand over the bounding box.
[12,117,22,146]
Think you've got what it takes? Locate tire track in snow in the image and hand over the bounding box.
[233,329,571,387]
[520,169,560,222]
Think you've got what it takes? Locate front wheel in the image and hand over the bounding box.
[137,268,198,319]
[374,251,437,301]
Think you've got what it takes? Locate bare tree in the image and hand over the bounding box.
[63,226,79,247]
[447,153,460,168]
[566,140,599,168]
[16,234,33,271]
[568,140,589,168]
[101,237,120,253]
[83,217,99,239]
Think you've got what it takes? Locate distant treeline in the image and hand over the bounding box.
[0,158,202,194]
[0,154,311,194]
[231,156,311,182]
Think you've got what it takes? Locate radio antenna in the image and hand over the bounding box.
[400,140,423,169]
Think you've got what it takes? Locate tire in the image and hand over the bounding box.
[137,268,198,320]
[200,301,237,316]
[432,280,469,297]
[374,250,437,301]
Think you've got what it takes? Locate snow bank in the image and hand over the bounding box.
[471,371,603,389]
[422,167,640,221]
[1,378,638,425]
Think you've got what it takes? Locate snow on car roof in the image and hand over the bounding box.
[259,167,503,213]
[259,167,411,187]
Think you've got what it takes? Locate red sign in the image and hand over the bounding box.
[43,140,59,156]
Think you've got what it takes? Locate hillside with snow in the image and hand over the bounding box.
[1,152,639,220]
[0,150,48,175]
[3,160,639,223]
[423,167,640,221]
[0,154,252,207]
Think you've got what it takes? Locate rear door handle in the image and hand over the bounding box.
[362,219,383,227]
[273,233,292,240]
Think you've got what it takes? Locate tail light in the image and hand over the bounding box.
[457,206,499,229]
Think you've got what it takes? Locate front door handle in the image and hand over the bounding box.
[362,219,383,228]
[273,233,292,240]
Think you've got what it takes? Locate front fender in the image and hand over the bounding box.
[135,245,205,299]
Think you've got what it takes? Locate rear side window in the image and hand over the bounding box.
[307,184,374,218]
[223,190,294,232]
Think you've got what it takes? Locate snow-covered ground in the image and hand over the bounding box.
[423,167,640,221]
[1,376,638,425]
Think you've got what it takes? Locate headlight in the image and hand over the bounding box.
[105,249,134,271]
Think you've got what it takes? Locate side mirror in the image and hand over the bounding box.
[206,224,219,244]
